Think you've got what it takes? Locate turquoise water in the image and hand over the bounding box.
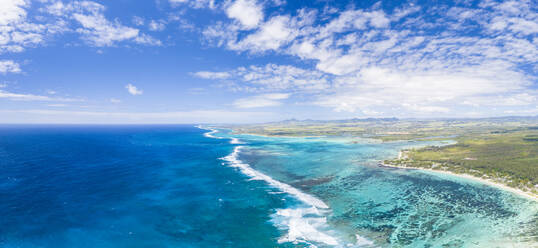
[214,128,538,247]
[0,125,536,247]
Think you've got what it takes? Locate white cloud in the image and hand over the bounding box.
[314,63,534,114]
[169,0,216,9]
[0,60,21,74]
[225,0,263,29]
[368,11,390,28]
[0,89,81,102]
[0,0,28,26]
[391,5,421,21]
[70,4,162,47]
[125,83,143,95]
[148,19,166,31]
[110,98,121,103]
[1,0,536,118]
[0,0,61,53]
[0,90,51,101]
[197,0,538,116]
[194,71,231,79]
[232,15,296,52]
[233,93,289,108]
[0,0,161,53]
[194,64,330,92]
[132,16,144,26]
[73,14,137,46]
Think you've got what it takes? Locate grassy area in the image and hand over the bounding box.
[384,129,538,194]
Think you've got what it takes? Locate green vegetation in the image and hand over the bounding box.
[227,116,538,195]
[230,117,538,142]
[384,130,538,194]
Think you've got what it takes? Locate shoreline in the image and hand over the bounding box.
[213,126,538,202]
[379,162,538,202]
[231,131,386,144]
[233,131,325,138]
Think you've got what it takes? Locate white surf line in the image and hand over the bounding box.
[197,125,243,144]
[230,137,244,144]
[197,125,327,208]
[199,126,373,247]
[202,128,222,139]
[222,146,329,209]
[221,146,340,246]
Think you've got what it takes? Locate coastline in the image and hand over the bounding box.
[206,126,538,245]
[233,131,325,139]
[379,162,538,202]
[211,126,538,201]
[230,130,385,144]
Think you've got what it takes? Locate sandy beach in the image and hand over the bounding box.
[379,162,538,202]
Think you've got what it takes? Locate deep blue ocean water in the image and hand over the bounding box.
[1,125,537,247]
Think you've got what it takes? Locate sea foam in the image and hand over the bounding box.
[221,146,329,209]
[221,146,340,247]
[197,126,243,144]
[200,126,373,247]
[203,129,221,139]
[230,137,243,144]
[272,207,339,246]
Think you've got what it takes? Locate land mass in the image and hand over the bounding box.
[225,116,538,199]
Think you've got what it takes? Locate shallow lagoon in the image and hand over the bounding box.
[221,129,538,247]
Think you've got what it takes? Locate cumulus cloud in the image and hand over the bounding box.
[194,71,231,79]
[148,19,166,31]
[312,62,533,114]
[0,0,62,53]
[63,1,161,46]
[231,15,296,52]
[125,83,143,95]
[197,0,537,116]
[0,0,161,53]
[0,60,21,74]
[2,0,537,118]
[0,0,28,26]
[73,13,140,46]
[225,0,263,29]
[233,93,289,108]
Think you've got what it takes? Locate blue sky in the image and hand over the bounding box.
[0,0,536,123]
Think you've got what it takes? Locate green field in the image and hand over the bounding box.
[385,129,538,194]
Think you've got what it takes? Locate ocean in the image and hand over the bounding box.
[0,125,536,247]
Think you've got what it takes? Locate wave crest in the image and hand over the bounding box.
[198,125,373,247]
